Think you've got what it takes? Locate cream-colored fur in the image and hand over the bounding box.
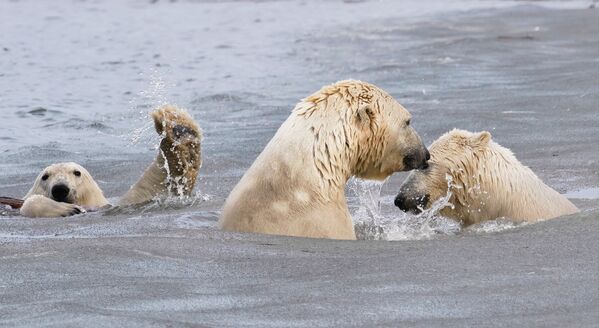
[20,105,202,218]
[21,163,107,217]
[219,80,429,239]
[396,129,579,225]
[119,106,202,205]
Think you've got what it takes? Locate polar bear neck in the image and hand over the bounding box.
[264,116,353,201]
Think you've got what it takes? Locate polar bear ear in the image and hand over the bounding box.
[471,131,492,147]
[356,104,374,127]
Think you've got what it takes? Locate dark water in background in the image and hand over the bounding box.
[1,0,599,326]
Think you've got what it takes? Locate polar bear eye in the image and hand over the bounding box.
[406,119,411,126]
[73,170,81,177]
[41,174,49,181]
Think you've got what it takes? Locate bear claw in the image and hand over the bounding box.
[63,206,86,217]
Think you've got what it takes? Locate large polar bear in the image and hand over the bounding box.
[19,105,202,218]
[395,129,579,225]
[219,80,430,239]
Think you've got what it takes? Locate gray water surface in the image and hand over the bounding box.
[1,0,599,326]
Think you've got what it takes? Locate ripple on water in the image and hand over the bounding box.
[16,107,63,118]
[42,119,111,131]
[190,92,261,108]
[564,187,599,200]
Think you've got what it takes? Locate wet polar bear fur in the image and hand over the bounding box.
[219,80,430,239]
[395,129,579,225]
[20,105,202,218]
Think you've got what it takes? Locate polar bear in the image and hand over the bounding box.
[19,105,202,218]
[394,129,579,225]
[219,80,430,239]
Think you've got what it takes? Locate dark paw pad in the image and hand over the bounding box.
[172,124,198,139]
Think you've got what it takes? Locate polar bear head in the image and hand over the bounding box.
[294,80,429,185]
[394,129,492,217]
[25,162,109,208]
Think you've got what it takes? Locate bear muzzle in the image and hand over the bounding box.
[403,148,430,170]
[394,193,430,213]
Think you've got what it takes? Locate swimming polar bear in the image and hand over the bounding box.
[219,80,430,239]
[19,105,202,218]
[395,129,579,225]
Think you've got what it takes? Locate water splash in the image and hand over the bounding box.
[348,179,385,223]
[350,174,521,241]
[149,190,212,210]
[137,70,170,109]
[129,121,155,145]
[349,178,459,241]
[128,69,175,146]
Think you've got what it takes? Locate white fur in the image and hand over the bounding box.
[219,80,428,239]
[21,162,106,217]
[398,129,579,225]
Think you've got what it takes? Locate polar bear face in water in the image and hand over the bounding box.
[25,162,109,208]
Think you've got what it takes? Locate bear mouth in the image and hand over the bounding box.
[52,196,74,204]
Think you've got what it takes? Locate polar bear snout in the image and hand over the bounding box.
[403,148,430,170]
[394,193,429,213]
[51,184,71,203]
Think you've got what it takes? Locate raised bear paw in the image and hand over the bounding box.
[151,105,203,197]
[152,105,201,144]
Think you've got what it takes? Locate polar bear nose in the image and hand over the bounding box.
[395,193,429,213]
[51,184,70,203]
[394,194,408,209]
[404,151,429,170]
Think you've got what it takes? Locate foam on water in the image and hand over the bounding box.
[466,217,528,234]
[101,191,213,216]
